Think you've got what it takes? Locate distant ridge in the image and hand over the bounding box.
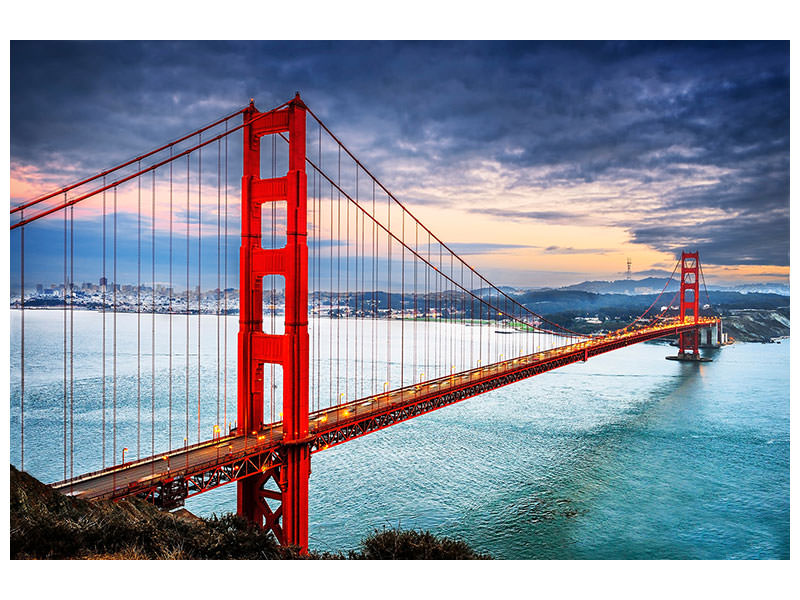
[551,277,789,296]
[559,277,678,295]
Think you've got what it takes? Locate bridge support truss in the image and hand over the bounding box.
[237,95,310,551]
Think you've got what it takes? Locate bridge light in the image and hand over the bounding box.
[343,409,350,416]
[321,415,328,423]
[122,447,129,464]
[340,392,345,405]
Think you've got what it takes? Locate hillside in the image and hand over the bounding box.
[10,466,489,560]
[721,308,790,343]
[510,288,789,338]
[556,277,789,296]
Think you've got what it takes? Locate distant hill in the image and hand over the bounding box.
[513,288,788,315]
[712,282,790,295]
[554,277,788,296]
[559,277,678,295]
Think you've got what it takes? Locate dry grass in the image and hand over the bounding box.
[10,466,489,560]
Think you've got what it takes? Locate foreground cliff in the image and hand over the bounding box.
[10,466,488,560]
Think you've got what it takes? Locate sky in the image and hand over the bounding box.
[9,41,790,288]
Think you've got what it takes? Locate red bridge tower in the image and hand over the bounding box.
[678,251,700,357]
[237,95,310,551]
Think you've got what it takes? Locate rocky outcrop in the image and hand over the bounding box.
[722,308,790,343]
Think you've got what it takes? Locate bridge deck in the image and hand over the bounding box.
[53,319,716,505]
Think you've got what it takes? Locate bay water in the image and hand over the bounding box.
[9,310,789,559]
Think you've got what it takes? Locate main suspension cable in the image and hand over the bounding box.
[11,101,291,230]
[302,106,588,339]
[619,258,681,331]
[11,108,247,217]
[302,152,583,340]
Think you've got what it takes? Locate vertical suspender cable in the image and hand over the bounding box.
[70,203,74,480]
[102,180,106,467]
[113,188,118,465]
[372,180,376,397]
[353,166,358,400]
[436,242,440,374]
[63,195,67,479]
[197,136,202,442]
[437,245,442,376]
[216,138,221,431]
[317,124,323,411]
[151,169,156,462]
[426,232,430,376]
[440,245,444,375]
[400,211,404,389]
[337,147,341,405]
[478,272,482,368]
[315,124,321,412]
[329,178,334,407]
[223,124,228,431]
[335,150,341,406]
[169,149,173,450]
[387,193,391,388]
[19,215,24,471]
[360,187,366,401]
[414,224,418,386]
[445,253,449,373]
[315,127,320,410]
[450,254,454,373]
[371,179,378,396]
[470,269,474,368]
[345,158,350,403]
[137,164,142,458]
[461,261,465,371]
[355,165,359,401]
[186,155,190,448]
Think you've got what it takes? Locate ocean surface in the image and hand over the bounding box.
[10,310,790,559]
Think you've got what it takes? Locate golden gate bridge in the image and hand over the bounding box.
[9,94,720,553]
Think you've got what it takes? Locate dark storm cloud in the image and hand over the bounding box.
[11,41,789,267]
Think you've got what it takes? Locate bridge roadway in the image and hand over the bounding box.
[53,318,717,506]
